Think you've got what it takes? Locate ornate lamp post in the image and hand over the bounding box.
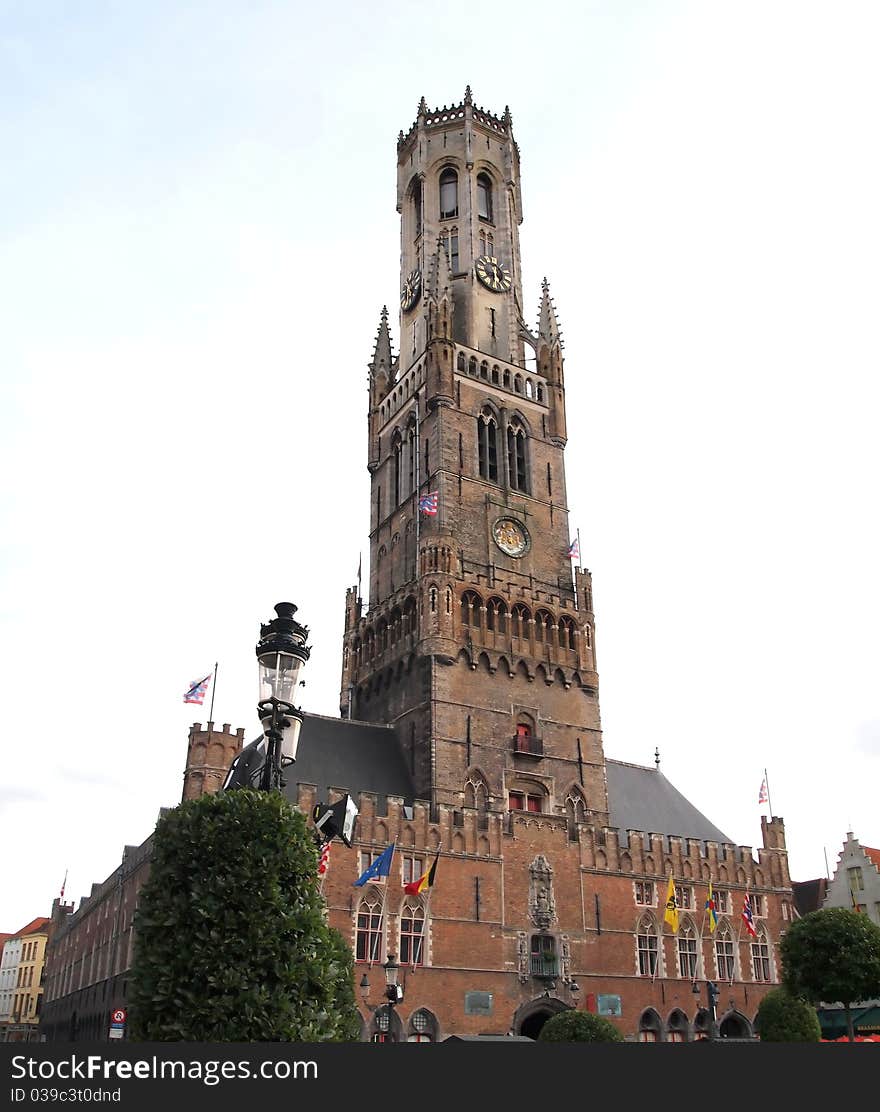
[255,602,310,792]
[383,952,403,1010]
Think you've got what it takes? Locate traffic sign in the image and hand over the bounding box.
[111,1008,127,1025]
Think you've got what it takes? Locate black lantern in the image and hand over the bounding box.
[383,952,403,1008]
[255,602,310,790]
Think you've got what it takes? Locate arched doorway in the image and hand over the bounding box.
[512,996,569,1040]
[719,1010,753,1039]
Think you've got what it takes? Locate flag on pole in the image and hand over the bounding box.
[758,773,769,808]
[664,873,679,932]
[184,673,212,705]
[705,881,718,933]
[404,852,439,896]
[353,844,395,887]
[419,491,438,516]
[317,841,331,876]
[566,537,579,560]
[741,890,758,938]
[850,885,863,913]
[59,869,68,900]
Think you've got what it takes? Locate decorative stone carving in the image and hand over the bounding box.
[517,931,529,983]
[529,854,556,930]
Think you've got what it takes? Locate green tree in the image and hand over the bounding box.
[538,1010,624,1042]
[129,788,360,1042]
[755,987,821,1042]
[780,907,880,1042]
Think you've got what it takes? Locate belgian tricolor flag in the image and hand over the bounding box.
[404,852,439,896]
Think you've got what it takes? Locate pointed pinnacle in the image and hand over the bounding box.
[418,96,428,117]
[464,85,473,105]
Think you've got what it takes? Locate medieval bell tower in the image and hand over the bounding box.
[340,89,609,828]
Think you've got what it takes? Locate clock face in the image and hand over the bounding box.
[475,254,512,293]
[401,268,422,312]
[492,518,530,558]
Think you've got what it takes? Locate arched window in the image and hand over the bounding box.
[461,590,481,629]
[468,355,477,376]
[715,924,736,981]
[406,419,417,496]
[356,896,384,963]
[439,227,459,271]
[511,603,530,640]
[477,408,499,483]
[558,615,576,650]
[486,597,507,633]
[638,1008,663,1042]
[514,374,523,394]
[507,418,529,492]
[457,351,466,372]
[400,904,426,966]
[534,609,553,644]
[480,360,489,380]
[476,172,493,222]
[408,1008,439,1043]
[439,167,458,219]
[751,926,771,982]
[677,919,699,980]
[515,715,535,753]
[637,914,659,976]
[667,1009,689,1043]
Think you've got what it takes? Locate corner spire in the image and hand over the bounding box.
[537,277,563,349]
[464,85,473,106]
[369,306,394,380]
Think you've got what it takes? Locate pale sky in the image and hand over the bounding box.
[2,1,878,932]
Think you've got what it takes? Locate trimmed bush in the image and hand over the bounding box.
[755,988,821,1042]
[539,1010,624,1042]
[129,788,360,1042]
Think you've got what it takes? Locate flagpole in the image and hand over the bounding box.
[763,768,773,816]
[207,661,218,728]
[577,528,582,570]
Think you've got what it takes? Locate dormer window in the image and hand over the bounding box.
[476,172,493,222]
[439,168,458,219]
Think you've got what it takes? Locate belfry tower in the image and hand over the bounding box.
[340,89,607,827]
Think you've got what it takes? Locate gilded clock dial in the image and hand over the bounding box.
[401,268,422,312]
[492,518,529,557]
[475,254,512,293]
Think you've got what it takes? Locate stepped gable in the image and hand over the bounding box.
[605,759,732,844]
[285,712,416,810]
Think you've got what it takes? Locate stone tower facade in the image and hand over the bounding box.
[340,89,605,825]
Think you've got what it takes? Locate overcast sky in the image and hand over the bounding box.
[2,1,878,932]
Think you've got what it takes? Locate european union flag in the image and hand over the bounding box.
[353,843,395,887]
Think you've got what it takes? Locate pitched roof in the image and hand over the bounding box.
[284,713,416,808]
[605,760,733,844]
[792,877,827,916]
[14,916,49,938]
[864,846,880,871]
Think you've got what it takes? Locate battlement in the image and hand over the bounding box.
[289,781,791,890]
[398,88,512,152]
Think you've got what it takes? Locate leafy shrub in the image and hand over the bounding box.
[129,788,360,1042]
[755,987,821,1042]
[539,1010,624,1042]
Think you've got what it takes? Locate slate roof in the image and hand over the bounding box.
[792,877,827,916]
[279,714,732,846]
[605,759,732,844]
[283,713,416,810]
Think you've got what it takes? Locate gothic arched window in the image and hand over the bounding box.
[461,590,481,629]
[715,924,736,981]
[476,172,493,222]
[534,609,553,644]
[559,615,576,650]
[400,904,426,966]
[511,603,531,640]
[407,1008,438,1043]
[356,896,384,963]
[411,177,422,238]
[439,167,458,220]
[486,597,507,634]
[637,914,659,976]
[507,418,529,492]
[751,926,771,982]
[477,407,499,483]
[677,919,699,980]
[391,431,402,506]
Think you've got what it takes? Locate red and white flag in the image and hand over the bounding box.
[317,841,331,876]
[742,890,758,938]
[758,774,769,808]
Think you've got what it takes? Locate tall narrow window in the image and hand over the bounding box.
[439,168,458,219]
[392,433,402,506]
[412,178,422,237]
[356,898,383,963]
[476,173,493,222]
[637,915,659,976]
[715,925,736,981]
[400,905,426,966]
[507,419,529,492]
[529,935,558,977]
[477,409,499,483]
[450,231,459,272]
[677,922,699,979]
[751,928,771,982]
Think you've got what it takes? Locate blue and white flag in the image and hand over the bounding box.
[353,844,395,887]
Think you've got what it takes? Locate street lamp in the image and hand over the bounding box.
[383,952,403,1009]
[692,979,719,1040]
[255,602,310,792]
